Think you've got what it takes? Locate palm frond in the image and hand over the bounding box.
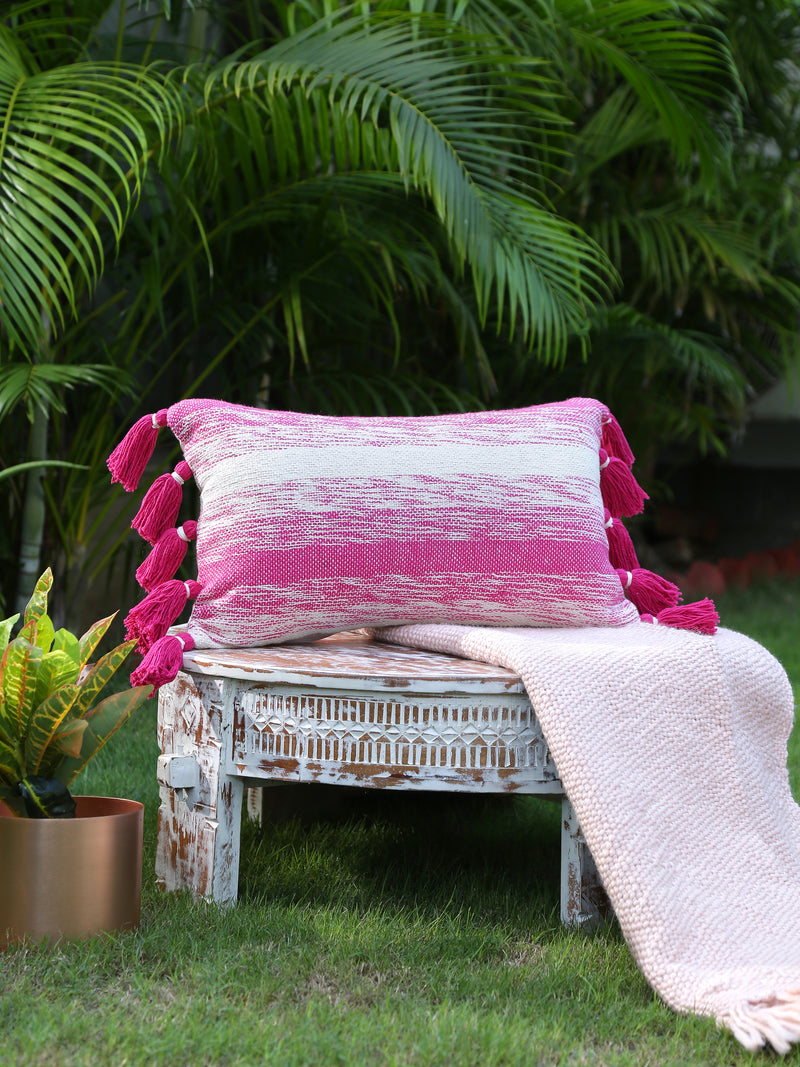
[191,11,611,358]
[0,362,131,421]
[0,42,183,353]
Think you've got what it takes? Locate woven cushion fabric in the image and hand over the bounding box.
[146,396,639,648]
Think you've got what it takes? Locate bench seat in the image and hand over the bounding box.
[156,631,609,926]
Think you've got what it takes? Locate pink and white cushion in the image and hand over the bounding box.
[107,397,716,691]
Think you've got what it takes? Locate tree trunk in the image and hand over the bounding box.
[14,405,49,617]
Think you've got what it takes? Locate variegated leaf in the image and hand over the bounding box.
[0,785,24,817]
[18,617,38,645]
[34,649,81,708]
[23,682,81,776]
[49,718,88,759]
[78,614,117,668]
[70,639,136,718]
[0,637,43,741]
[54,685,151,786]
[32,613,56,654]
[0,736,22,791]
[0,717,13,748]
[52,628,81,665]
[0,614,20,656]
[23,569,53,625]
[18,776,76,818]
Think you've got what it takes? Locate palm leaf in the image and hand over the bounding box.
[0,42,183,351]
[556,0,740,177]
[0,460,88,481]
[199,11,611,358]
[0,362,130,421]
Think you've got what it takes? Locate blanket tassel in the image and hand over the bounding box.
[617,568,682,616]
[605,510,639,571]
[107,410,168,492]
[601,413,635,465]
[131,631,195,697]
[599,448,649,518]
[723,989,800,1055]
[125,579,202,652]
[640,598,719,635]
[132,461,193,545]
[136,521,198,591]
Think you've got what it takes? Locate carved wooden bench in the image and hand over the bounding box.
[156,631,609,926]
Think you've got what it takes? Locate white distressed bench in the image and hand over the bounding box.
[156,631,609,926]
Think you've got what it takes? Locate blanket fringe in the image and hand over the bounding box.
[721,989,800,1055]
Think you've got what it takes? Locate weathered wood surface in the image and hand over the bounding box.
[155,672,243,902]
[183,630,525,694]
[157,632,608,924]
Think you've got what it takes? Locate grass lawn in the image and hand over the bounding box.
[2,577,800,1066]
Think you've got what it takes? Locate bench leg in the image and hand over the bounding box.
[560,795,609,927]
[156,672,243,906]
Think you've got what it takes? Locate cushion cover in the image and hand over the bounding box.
[115,397,643,650]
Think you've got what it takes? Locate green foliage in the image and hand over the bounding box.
[2,0,800,614]
[0,577,798,1063]
[483,0,800,465]
[0,568,150,817]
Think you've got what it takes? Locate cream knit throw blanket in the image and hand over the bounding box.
[372,621,800,1054]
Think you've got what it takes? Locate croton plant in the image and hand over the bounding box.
[0,570,150,818]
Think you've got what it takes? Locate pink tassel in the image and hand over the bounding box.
[136,521,198,592]
[640,598,719,635]
[125,579,202,653]
[601,413,635,465]
[599,448,648,517]
[130,631,194,697]
[131,460,193,545]
[604,509,639,571]
[616,567,681,616]
[107,410,169,492]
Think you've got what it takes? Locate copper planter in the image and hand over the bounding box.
[0,796,143,948]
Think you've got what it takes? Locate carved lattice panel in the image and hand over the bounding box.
[232,686,558,782]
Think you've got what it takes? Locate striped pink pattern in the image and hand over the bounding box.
[160,397,638,649]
